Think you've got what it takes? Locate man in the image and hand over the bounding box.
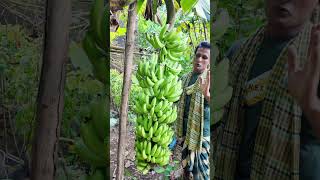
[174,41,211,180]
[213,0,320,179]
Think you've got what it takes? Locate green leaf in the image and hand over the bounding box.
[69,41,93,75]
[137,0,146,14]
[212,58,229,93]
[110,32,117,43]
[117,27,127,36]
[211,43,220,65]
[164,171,170,176]
[181,0,199,13]
[212,9,230,40]
[212,86,233,111]
[154,167,165,173]
[111,28,127,43]
[82,79,103,94]
[211,108,224,125]
[195,0,210,20]
[166,165,173,171]
[0,63,7,74]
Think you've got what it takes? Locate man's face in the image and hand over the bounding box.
[193,47,210,74]
[266,0,318,29]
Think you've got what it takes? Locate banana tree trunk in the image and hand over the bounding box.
[116,1,137,179]
[31,0,70,179]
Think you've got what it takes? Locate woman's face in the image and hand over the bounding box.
[193,47,210,74]
[266,0,319,30]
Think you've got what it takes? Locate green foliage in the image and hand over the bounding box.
[111,27,127,44]
[181,0,199,13]
[154,160,180,178]
[1,25,41,146]
[137,0,148,15]
[137,15,163,50]
[194,0,210,20]
[111,7,128,44]
[216,0,265,56]
[1,24,104,145]
[136,4,209,76]
[69,41,93,75]
[110,69,142,111]
[110,69,123,108]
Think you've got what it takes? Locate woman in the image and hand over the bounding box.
[213,0,320,179]
[174,41,211,180]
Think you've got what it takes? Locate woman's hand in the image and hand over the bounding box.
[287,25,320,138]
[199,70,210,102]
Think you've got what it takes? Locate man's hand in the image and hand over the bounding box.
[199,70,210,102]
[287,25,320,138]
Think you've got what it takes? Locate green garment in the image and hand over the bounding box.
[226,36,320,180]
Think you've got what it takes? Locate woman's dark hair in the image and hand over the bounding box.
[194,41,210,54]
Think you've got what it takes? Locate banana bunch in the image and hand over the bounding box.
[82,0,107,84]
[146,24,187,63]
[135,140,172,172]
[136,55,183,101]
[134,24,187,174]
[134,95,178,125]
[74,98,108,168]
[211,58,233,125]
[74,1,108,179]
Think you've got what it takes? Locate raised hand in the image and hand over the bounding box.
[199,70,210,102]
[287,25,320,137]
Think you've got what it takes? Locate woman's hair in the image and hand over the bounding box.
[194,41,210,54]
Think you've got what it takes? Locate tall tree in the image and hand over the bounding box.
[116,1,137,179]
[31,0,71,179]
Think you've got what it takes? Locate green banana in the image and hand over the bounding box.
[151,144,158,156]
[91,98,107,140]
[74,139,106,167]
[160,24,168,40]
[80,122,107,159]
[163,28,176,41]
[153,121,159,132]
[150,70,158,83]
[82,31,104,60]
[149,126,154,139]
[90,0,104,48]
[153,35,165,48]
[167,50,180,61]
[154,145,162,157]
[142,149,148,159]
[146,76,155,87]
[147,141,152,155]
[154,100,163,112]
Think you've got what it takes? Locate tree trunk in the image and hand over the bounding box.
[116,1,137,180]
[165,0,176,28]
[31,0,70,179]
